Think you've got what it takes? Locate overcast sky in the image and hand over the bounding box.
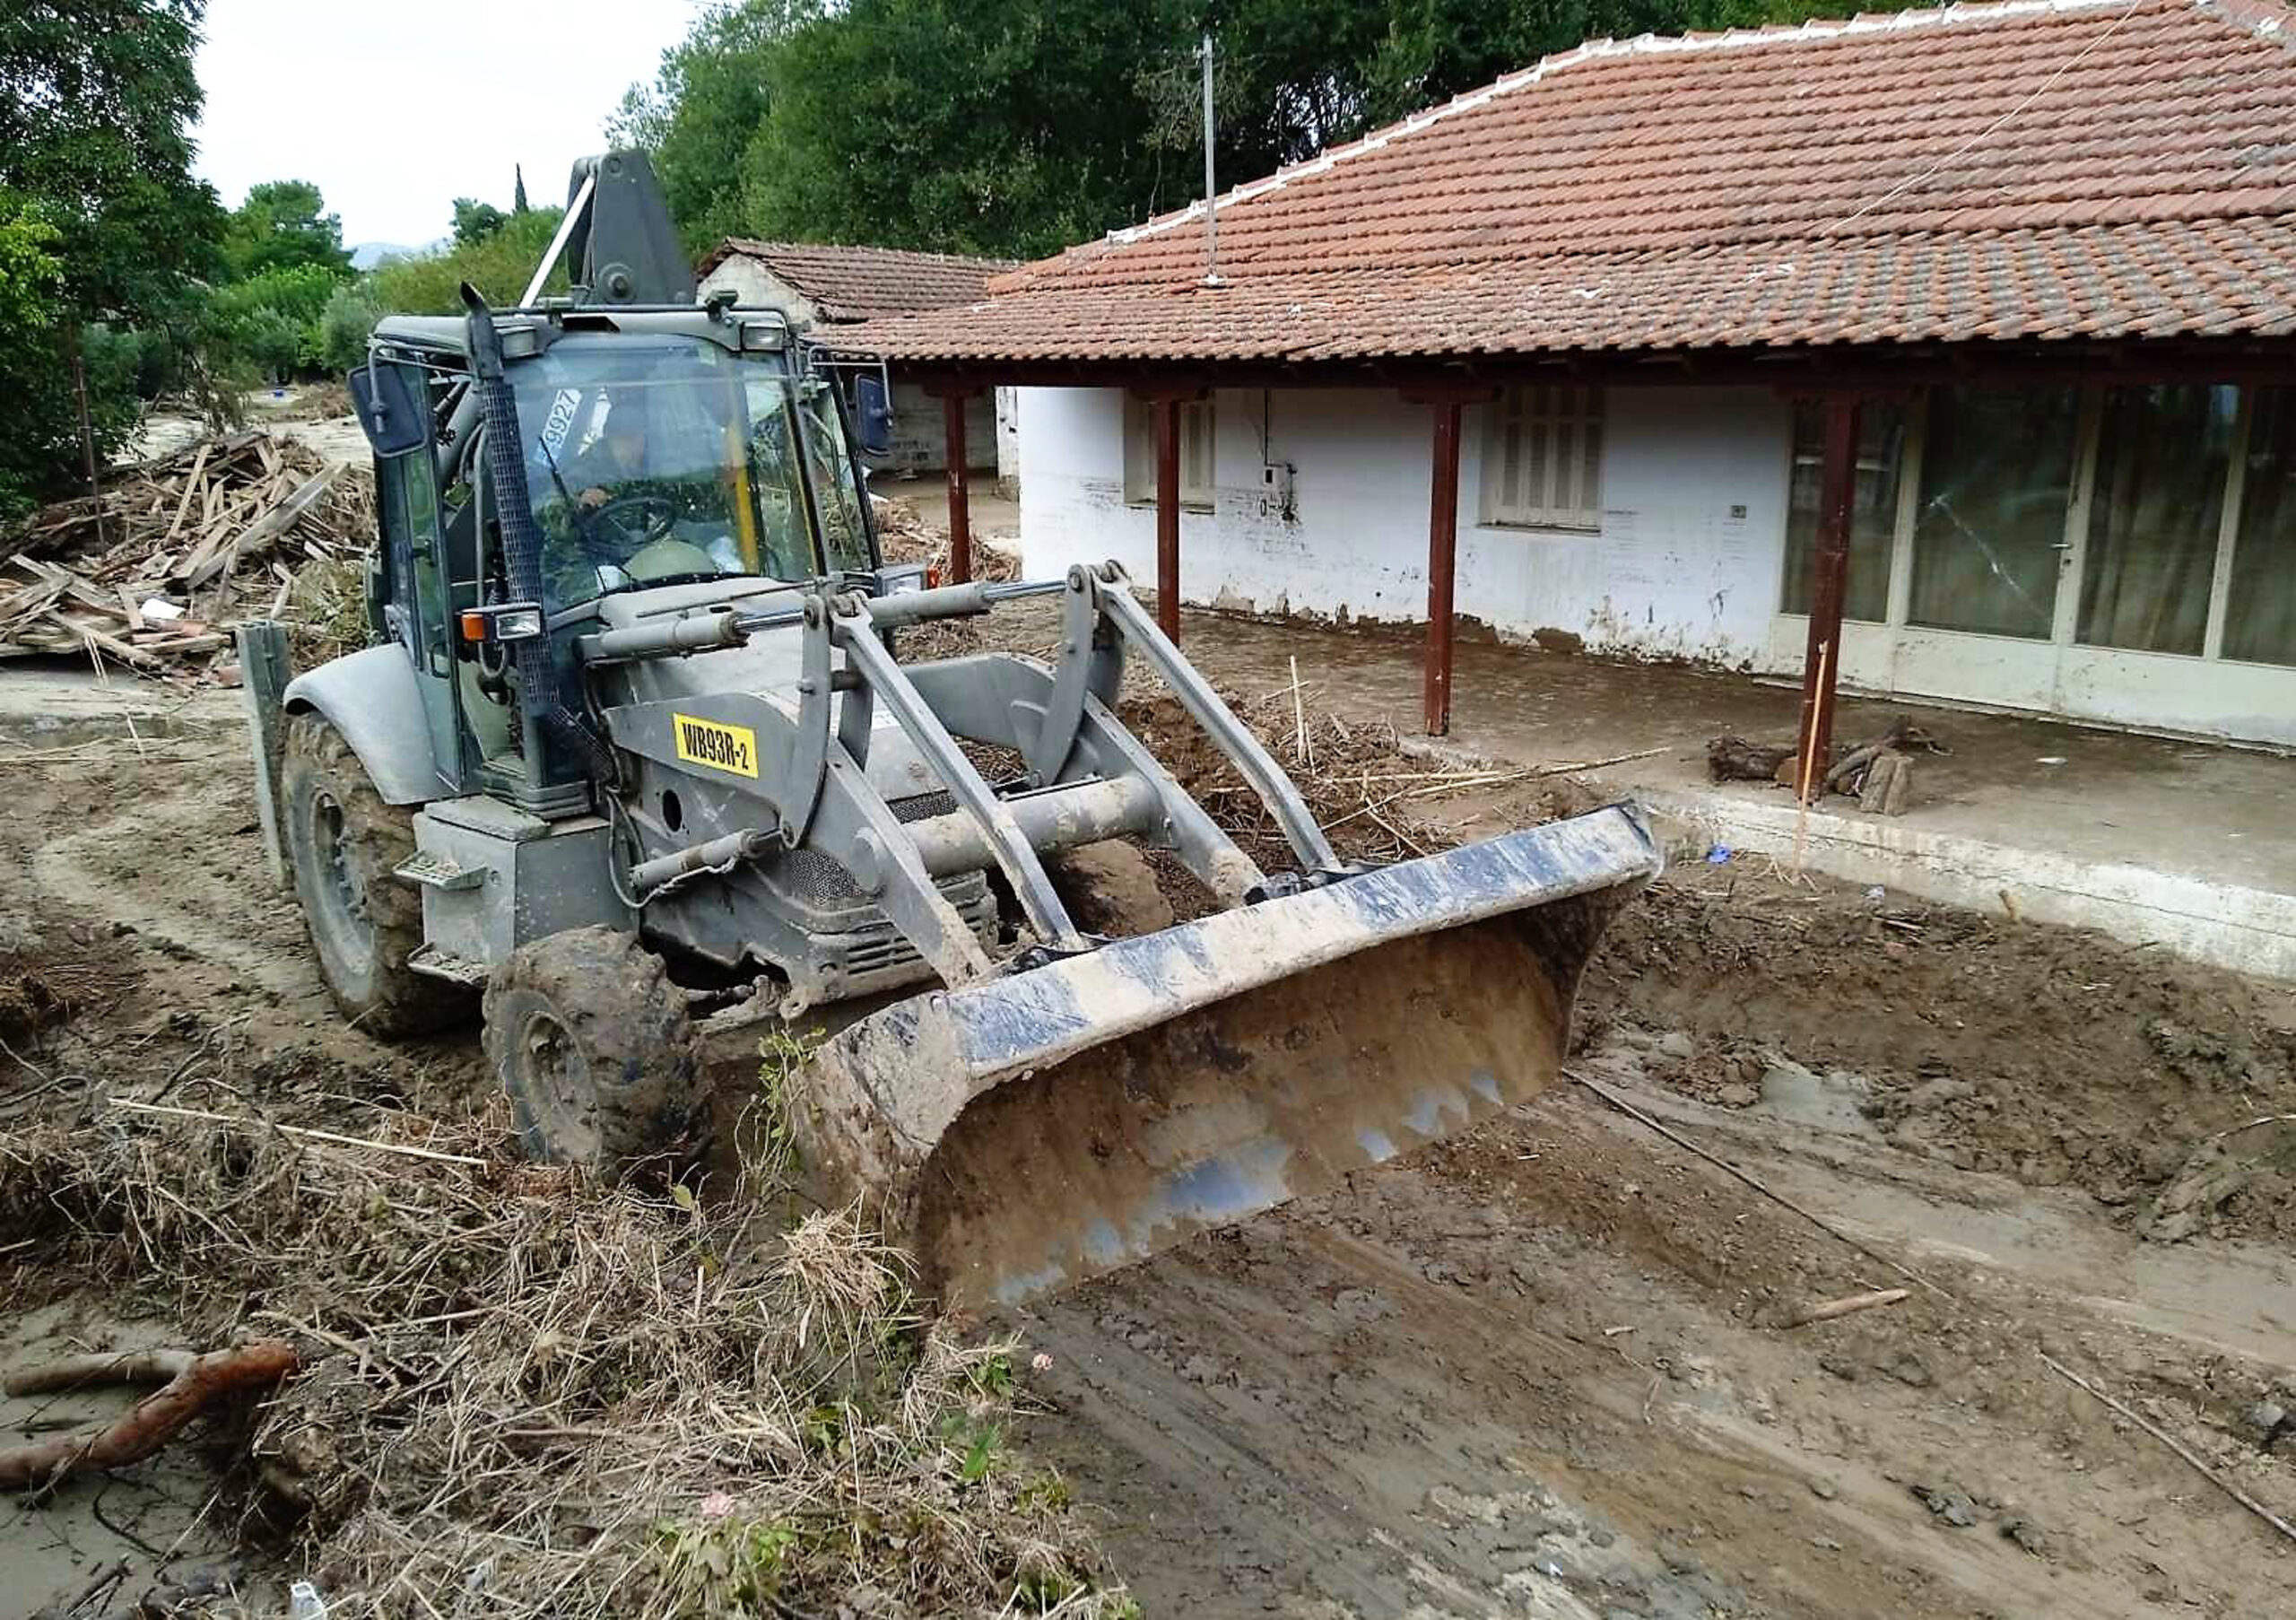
[191,0,701,248]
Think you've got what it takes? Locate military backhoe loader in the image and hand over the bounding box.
[239,152,1662,1309]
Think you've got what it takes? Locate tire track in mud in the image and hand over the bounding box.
[1007,1090,2296,1619]
[1013,1171,1768,1619]
[30,762,322,1002]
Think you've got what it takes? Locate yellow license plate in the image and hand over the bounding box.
[672,713,760,779]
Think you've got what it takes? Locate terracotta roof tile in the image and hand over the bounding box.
[847,0,2296,363]
[695,240,1018,323]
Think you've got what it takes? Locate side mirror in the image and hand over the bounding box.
[853,373,893,458]
[349,363,428,457]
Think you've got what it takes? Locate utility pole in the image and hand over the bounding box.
[1199,30,1223,287]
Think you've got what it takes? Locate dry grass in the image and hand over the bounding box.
[1,1101,1131,1619]
[282,554,371,670]
[1122,681,1580,869]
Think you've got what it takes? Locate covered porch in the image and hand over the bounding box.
[895,344,2296,777]
[879,478,2296,981]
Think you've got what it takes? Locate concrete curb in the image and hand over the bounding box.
[1631,785,2296,984]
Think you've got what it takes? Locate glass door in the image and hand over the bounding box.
[1889,386,2084,712]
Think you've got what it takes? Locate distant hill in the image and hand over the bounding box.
[350,239,446,270]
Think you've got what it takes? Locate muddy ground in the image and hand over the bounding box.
[3,674,2294,1617]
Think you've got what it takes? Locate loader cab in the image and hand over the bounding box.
[356,308,880,804]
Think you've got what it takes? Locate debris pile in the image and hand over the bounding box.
[1128,680,1582,871]
[1,432,374,682]
[2,1087,1129,1619]
[1707,714,1949,814]
[871,493,1018,584]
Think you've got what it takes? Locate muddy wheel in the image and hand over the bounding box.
[483,926,700,1177]
[281,712,467,1036]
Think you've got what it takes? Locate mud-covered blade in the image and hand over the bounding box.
[792,804,1661,1310]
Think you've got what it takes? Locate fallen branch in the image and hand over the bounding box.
[2037,1352,2296,1547]
[2205,1113,2296,1143]
[4,1348,196,1397]
[106,1099,490,1166]
[1529,742,1672,779]
[1783,1288,1909,1328]
[0,1339,296,1491]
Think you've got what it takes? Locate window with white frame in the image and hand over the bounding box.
[1482,386,1604,530]
[1769,382,2296,672]
[1123,395,1214,510]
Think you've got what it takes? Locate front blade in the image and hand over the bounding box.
[793,804,1660,1310]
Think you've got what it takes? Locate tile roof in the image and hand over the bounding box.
[844,0,2296,364]
[696,239,1019,323]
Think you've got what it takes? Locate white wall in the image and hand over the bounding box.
[697,260,818,324]
[1017,383,1796,666]
[883,381,996,475]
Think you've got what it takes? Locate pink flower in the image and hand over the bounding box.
[700,1491,735,1520]
[1031,1353,1053,1373]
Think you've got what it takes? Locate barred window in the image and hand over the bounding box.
[1482,386,1604,530]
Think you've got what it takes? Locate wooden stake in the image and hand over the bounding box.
[1784,1287,1909,1328]
[1793,639,1828,872]
[1290,655,1309,766]
[1421,396,1464,737]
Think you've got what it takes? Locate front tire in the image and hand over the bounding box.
[281,713,466,1036]
[483,927,700,1178]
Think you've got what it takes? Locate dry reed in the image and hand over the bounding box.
[1,1099,1130,1619]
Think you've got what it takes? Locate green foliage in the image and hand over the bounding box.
[223,178,352,280]
[612,0,817,255]
[451,196,509,248]
[0,0,223,318]
[0,195,66,520]
[203,262,340,381]
[752,1024,822,1189]
[743,0,1183,259]
[0,1,222,510]
[514,164,530,214]
[936,1410,1006,1484]
[622,0,1942,262]
[650,1513,808,1616]
[318,282,382,375]
[0,196,61,332]
[369,206,568,315]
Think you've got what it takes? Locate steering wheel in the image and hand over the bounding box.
[584,492,678,556]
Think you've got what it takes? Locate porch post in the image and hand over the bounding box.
[940,388,975,584]
[1795,395,1861,799]
[1422,396,1465,736]
[1155,395,1182,641]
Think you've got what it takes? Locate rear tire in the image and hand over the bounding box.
[483,927,700,1178]
[281,712,468,1036]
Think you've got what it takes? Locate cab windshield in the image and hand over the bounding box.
[512,335,872,611]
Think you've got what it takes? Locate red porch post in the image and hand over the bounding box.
[1155,395,1182,641]
[1401,385,1493,737]
[938,388,976,584]
[1794,396,1862,799]
[1422,397,1465,736]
